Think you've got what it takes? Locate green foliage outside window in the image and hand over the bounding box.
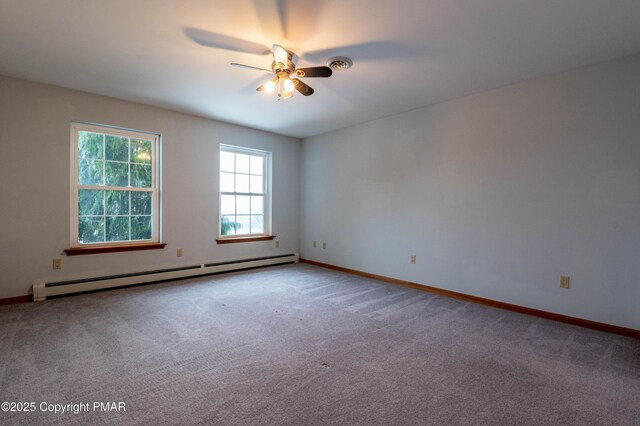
[76,130,155,244]
[221,216,242,236]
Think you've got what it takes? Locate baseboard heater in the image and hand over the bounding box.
[33,253,299,301]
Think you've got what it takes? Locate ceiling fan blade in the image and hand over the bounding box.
[256,77,279,92]
[294,66,332,78]
[231,63,273,73]
[292,78,314,96]
[184,28,271,55]
[272,44,289,66]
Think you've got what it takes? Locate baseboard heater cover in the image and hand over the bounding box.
[33,253,299,301]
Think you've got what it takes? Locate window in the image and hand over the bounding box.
[70,123,160,248]
[219,144,271,239]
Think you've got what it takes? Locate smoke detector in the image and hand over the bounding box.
[326,56,353,71]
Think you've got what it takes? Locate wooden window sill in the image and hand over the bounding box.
[65,243,167,256]
[216,236,275,244]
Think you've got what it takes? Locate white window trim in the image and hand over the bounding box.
[218,144,272,239]
[70,122,161,247]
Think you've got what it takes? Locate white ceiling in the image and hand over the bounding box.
[1,0,640,138]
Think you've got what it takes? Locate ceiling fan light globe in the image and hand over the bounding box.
[264,80,276,93]
[283,78,295,92]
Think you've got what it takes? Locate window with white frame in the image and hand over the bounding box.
[219,144,270,238]
[70,123,160,247]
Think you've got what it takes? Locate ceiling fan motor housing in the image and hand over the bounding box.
[272,48,295,74]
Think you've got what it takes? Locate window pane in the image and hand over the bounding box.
[78,217,104,243]
[106,190,129,215]
[131,191,152,215]
[78,189,104,216]
[237,195,250,214]
[220,151,235,172]
[250,175,263,194]
[218,147,270,238]
[250,196,263,215]
[131,164,152,187]
[106,216,130,241]
[78,132,104,160]
[131,139,152,164]
[235,215,251,235]
[79,159,104,186]
[74,126,158,247]
[236,174,249,193]
[105,161,129,187]
[131,216,152,240]
[236,154,250,174]
[105,136,128,161]
[221,194,235,215]
[250,215,264,234]
[220,172,234,192]
[250,155,263,175]
[221,215,238,236]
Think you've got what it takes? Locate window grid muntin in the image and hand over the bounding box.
[72,123,159,247]
[219,145,269,238]
[77,189,153,243]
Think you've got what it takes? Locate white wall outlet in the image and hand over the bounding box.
[560,275,570,288]
[275,241,280,248]
[410,255,416,264]
[52,259,62,270]
[313,241,317,248]
[177,248,183,257]
[322,242,327,250]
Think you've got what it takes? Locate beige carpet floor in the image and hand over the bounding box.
[0,263,638,425]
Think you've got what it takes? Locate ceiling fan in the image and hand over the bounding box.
[231,44,333,100]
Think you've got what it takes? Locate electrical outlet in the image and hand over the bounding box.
[322,242,327,250]
[313,241,317,248]
[52,259,62,270]
[410,255,416,264]
[177,248,183,257]
[275,241,280,248]
[560,275,570,289]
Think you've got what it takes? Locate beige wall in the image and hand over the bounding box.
[0,76,301,298]
[301,53,640,329]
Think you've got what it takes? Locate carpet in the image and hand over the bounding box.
[0,263,638,425]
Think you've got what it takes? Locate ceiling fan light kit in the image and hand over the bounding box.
[231,44,343,100]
